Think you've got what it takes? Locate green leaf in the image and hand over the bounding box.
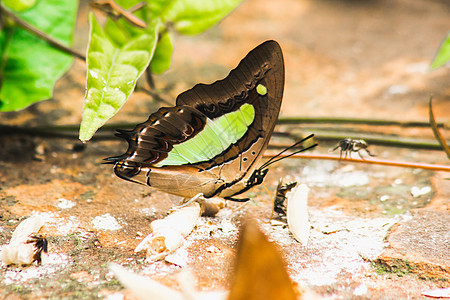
[431,31,450,70]
[161,0,243,35]
[3,0,37,12]
[0,0,77,111]
[150,32,173,74]
[79,13,159,142]
[148,0,170,16]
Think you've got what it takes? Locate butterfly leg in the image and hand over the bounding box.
[173,193,204,211]
[224,196,251,202]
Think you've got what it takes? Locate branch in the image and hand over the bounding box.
[0,124,444,151]
[277,116,445,128]
[0,4,86,61]
[271,132,443,150]
[137,86,173,106]
[145,67,156,90]
[429,97,450,159]
[263,152,450,172]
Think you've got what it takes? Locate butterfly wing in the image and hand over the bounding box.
[108,40,285,199]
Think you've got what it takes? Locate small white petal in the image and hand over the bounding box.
[287,184,310,246]
[421,287,450,298]
[109,263,184,300]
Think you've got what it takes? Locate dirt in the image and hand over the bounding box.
[1,0,449,299]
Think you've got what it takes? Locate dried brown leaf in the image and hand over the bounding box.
[228,221,297,300]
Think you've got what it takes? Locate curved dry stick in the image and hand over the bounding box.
[0,4,85,61]
[429,97,450,160]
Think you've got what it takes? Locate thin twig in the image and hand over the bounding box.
[90,0,147,28]
[0,4,86,61]
[0,124,444,151]
[263,152,450,172]
[429,97,450,159]
[138,86,173,106]
[277,116,445,128]
[145,68,156,89]
[316,135,441,150]
[2,124,448,171]
[272,131,443,150]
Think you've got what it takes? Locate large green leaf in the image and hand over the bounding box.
[79,0,243,141]
[79,13,159,142]
[150,32,173,74]
[161,0,243,35]
[0,0,77,111]
[431,31,450,70]
[3,0,37,12]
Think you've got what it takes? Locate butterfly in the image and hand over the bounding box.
[106,40,315,201]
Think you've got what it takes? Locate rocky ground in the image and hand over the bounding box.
[0,0,449,299]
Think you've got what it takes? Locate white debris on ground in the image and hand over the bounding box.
[56,198,75,209]
[410,186,432,198]
[188,208,239,241]
[263,206,411,287]
[1,215,46,266]
[135,203,201,262]
[141,259,180,277]
[2,253,69,285]
[353,283,368,296]
[301,161,370,187]
[92,213,123,231]
[165,247,189,267]
[39,211,81,235]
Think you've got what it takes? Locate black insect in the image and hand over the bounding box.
[26,234,48,264]
[331,138,375,159]
[273,180,297,218]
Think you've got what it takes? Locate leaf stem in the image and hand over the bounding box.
[0,4,86,61]
[137,86,173,106]
[145,68,156,89]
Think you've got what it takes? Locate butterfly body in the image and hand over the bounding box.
[107,40,285,200]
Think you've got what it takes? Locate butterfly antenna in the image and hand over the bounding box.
[259,134,316,170]
[262,143,318,169]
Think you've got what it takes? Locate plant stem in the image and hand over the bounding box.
[1,124,448,171]
[277,116,444,128]
[0,124,444,150]
[145,68,156,89]
[263,152,450,172]
[0,4,86,61]
[429,97,450,159]
[272,131,443,150]
[138,87,173,106]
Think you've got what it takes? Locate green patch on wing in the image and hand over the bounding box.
[156,103,255,166]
